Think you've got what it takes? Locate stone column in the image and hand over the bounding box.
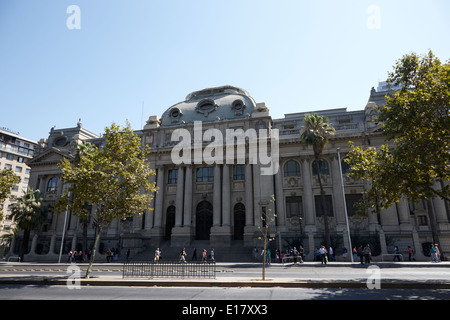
[331,155,346,226]
[301,158,315,227]
[171,166,193,247]
[222,164,231,226]
[252,164,262,228]
[213,165,222,226]
[183,166,193,227]
[397,198,412,231]
[175,166,185,227]
[150,166,165,244]
[274,165,286,228]
[433,182,450,230]
[245,164,254,227]
[153,167,165,229]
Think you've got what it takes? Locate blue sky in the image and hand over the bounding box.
[1,0,449,141]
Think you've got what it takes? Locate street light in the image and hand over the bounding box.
[58,191,71,263]
[337,148,353,263]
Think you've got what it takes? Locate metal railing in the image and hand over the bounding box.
[122,261,216,279]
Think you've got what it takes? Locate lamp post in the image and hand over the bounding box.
[337,148,353,263]
[58,191,71,263]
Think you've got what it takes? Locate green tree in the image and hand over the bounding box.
[346,50,449,248]
[301,113,336,249]
[0,168,20,221]
[57,123,157,278]
[10,189,46,261]
[258,195,276,281]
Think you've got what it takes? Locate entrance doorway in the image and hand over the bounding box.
[195,201,213,240]
[233,203,246,240]
[165,205,175,240]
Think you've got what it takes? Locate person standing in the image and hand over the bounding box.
[363,244,371,264]
[319,245,327,265]
[342,246,348,260]
[357,245,364,265]
[407,246,413,261]
[210,248,215,262]
[201,249,207,263]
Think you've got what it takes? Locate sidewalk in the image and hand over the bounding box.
[1,261,449,289]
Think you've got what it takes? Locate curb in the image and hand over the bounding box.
[1,277,449,290]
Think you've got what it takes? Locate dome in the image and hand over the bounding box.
[160,85,257,126]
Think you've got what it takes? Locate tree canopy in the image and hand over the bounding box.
[346,50,450,214]
[0,168,20,220]
[57,123,157,277]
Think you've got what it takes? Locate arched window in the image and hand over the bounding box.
[46,177,59,193]
[312,159,330,175]
[284,160,300,177]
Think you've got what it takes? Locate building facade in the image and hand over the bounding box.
[0,128,37,239]
[13,85,450,261]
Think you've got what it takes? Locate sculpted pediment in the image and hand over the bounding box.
[27,147,73,166]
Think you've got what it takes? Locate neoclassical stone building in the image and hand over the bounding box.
[13,84,449,261]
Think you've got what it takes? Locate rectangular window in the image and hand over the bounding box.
[196,167,214,182]
[314,195,334,217]
[6,154,14,161]
[15,166,22,173]
[345,194,363,216]
[167,169,178,184]
[286,196,302,218]
[233,165,245,181]
[4,164,12,169]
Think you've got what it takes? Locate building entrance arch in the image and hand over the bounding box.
[195,201,213,240]
[233,203,246,240]
[165,205,175,240]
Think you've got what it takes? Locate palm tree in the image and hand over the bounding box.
[10,188,46,261]
[301,113,336,250]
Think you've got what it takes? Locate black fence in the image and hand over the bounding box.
[122,261,216,279]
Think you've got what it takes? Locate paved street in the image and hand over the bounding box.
[1,284,450,300]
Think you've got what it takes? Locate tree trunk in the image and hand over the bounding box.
[316,160,331,250]
[85,225,102,279]
[19,230,31,262]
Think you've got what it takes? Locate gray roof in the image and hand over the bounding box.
[160,85,256,126]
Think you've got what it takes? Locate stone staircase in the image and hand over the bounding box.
[132,240,254,262]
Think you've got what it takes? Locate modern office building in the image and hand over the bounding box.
[0,128,38,243]
[12,84,449,262]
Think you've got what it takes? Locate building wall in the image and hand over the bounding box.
[0,129,37,239]
[16,87,450,262]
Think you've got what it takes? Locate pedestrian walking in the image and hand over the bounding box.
[393,246,401,262]
[154,248,160,263]
[179,247,187,263]
[210,248,215,261]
